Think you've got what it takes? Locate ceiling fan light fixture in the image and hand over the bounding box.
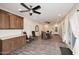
[18,9,22,11]
[77,9,79,12]
[45,21,50,24]
[30,13,32,16]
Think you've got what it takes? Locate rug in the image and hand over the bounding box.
[60,47,73,55]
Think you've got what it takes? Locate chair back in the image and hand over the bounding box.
[32,31,36,37]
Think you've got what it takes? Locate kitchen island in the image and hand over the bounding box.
[0,34,26,55]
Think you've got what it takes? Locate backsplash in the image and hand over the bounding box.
[0,30,23,37]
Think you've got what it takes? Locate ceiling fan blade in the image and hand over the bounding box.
[20,3,30,10]
[33,10,41,14]
[19,10,29,12]
[33,5,41,10]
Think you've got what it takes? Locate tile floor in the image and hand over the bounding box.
[9,34,68,55]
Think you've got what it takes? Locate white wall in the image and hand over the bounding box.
[42,24,57,34]
[44,22,63,35]
[43,24,52,32]
[23,17,44,37]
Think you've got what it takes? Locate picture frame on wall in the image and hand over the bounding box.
[35,25,39,32]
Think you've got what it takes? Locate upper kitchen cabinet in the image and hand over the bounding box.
[0,9,10,29]
[16,16,23,29]
[0,9,23,29]
[9,14,17,29]
[10,14,23,29]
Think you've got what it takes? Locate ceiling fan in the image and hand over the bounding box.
[45,21,51,24]
[20,3,41,16]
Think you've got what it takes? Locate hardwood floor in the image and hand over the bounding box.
[9,34,68,55]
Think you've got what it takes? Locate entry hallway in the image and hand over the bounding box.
[9,34,68,55]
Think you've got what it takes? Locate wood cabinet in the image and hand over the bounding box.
[0,10,10,29]
[15,16,23,29]
[0,9,23,29]
[0,35,26,54]
[9,14,16,29]
[0,40,2,54]
[10,14,23,29]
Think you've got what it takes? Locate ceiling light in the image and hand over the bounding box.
[18,9,22,11]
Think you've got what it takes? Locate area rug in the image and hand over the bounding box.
[60,47,73,55]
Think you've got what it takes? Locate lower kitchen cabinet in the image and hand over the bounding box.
[0,35,26,54]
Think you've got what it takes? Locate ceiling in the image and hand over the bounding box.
[0,3,76,23]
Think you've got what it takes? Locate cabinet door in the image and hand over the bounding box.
[10,14,17,29]
[0,10,10,29]
[0,12,2,28]
[16,16,23,29]
[20,18,23,29]
[0,9,23,29]
[10,14,23,29]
